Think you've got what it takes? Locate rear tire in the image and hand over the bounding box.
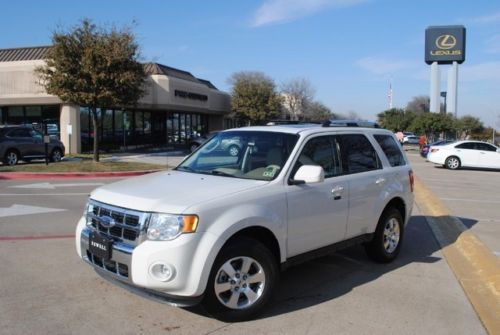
[50,148,63,162]
[202,238,278,322]
[445,156,460,170]
[365,208,404,263]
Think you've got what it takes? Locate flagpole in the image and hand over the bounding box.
[388,78,393,109]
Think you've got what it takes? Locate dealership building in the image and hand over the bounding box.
[0,46,232,153]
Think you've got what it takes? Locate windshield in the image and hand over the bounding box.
[177,131,299,181]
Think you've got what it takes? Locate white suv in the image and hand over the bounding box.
[76,125,414,321]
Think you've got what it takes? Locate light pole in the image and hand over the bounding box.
[440,91,447,114]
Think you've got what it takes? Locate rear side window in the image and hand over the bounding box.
[338,134,381,174]
[374,135,406,167]
[456,143,475,149]
[8,129,32,137]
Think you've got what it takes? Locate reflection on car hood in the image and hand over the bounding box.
[90,170,266,213]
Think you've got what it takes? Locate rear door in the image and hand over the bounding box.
[337,134,388,238]
[454,142,479,167]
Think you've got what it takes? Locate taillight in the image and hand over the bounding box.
[409,170,414,192]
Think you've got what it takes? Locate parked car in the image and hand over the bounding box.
[188,131,243,156]
[403,135,419,144]
[0,125,65,165]
[420,140,455,158]
[76,125,414,321]
[427,140,500,170]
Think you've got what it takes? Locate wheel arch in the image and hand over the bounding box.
[382,197,406,224]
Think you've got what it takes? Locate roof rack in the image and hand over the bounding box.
[323,120,381,128]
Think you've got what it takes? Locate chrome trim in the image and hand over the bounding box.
[81,227,134,283]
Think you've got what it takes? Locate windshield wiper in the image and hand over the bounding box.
[176,166,196,172]
[210,170,236,177]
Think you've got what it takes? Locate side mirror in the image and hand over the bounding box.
[290,165,324,185]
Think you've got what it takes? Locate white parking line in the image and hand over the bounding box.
[0,193,89,196]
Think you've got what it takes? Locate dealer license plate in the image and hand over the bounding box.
[89,232,113,260]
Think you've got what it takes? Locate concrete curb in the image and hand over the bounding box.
[415,177,500,334]
[0,170,161,180]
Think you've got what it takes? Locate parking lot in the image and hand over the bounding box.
[0,153,497,334]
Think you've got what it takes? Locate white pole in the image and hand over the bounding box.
[430,62,441,113]
[447,61,459,117]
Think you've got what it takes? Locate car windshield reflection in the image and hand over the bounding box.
[177,131,299,181]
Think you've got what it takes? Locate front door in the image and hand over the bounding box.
[286,135,348,257]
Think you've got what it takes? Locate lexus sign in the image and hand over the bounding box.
[425,25,466,64]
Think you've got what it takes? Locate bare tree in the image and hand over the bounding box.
[280,78,315,121]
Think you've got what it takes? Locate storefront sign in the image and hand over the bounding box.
[174,90,208,102]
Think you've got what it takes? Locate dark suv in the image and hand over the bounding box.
[0,126,65,166]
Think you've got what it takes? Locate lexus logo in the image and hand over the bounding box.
[98,215,116,228]
[436,35,457,50]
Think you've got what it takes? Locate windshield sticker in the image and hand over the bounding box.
[263,165,280,178]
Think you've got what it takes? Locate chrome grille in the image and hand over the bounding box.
[86,199,149,247]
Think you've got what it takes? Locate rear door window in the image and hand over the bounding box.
[338,134,381,174]
[374,135,406,167]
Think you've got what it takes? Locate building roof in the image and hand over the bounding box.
[0,46,219,90]
[0,46,52,62]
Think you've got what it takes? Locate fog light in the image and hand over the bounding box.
[149,262,175,282]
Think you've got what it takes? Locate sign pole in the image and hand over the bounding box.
[430,62,441,113]
[447,61,459,118]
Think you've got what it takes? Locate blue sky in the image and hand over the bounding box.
[1,0,499,127]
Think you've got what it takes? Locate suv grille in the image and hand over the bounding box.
[87,200,149,247]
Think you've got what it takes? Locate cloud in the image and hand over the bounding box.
[484,34,500,53]
[461,62,500,82]
[468,11,500,24]
[355,57,418,75]
[251,0,367,27]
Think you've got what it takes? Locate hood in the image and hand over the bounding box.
[90,170,266,213]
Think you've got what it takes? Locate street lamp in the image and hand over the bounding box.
[440,91,447,114]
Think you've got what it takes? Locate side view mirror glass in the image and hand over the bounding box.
[291,165,324,185]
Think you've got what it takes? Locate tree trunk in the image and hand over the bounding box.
[90,106,100,162]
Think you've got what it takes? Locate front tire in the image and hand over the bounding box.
[202,238,278,322]
[445,156,460,170]
[4,150,19,166]
[365,208,404,263]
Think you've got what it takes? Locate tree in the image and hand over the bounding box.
[302,101,332,122]
[280,78,314,121]
[36,19,147,162]
[455,115,484,139]
[377,108,415,131]
[229,71,282,125]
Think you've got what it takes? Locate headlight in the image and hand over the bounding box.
[84,201,95,226]
[147,214,198,241]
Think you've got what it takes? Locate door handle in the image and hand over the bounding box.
[375,178,386,185]
[331,186,344,200]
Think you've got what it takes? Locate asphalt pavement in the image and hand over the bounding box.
[0,153,497,334]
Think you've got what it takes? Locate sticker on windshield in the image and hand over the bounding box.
[263,165,280,178]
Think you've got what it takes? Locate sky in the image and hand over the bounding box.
[1,0,499,128]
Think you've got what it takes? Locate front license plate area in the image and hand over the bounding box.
[89,232,113,260]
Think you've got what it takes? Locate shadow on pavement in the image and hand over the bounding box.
[184,214,477,320]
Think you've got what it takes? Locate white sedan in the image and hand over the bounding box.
[427,140,500,170]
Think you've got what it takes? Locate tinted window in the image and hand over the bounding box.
[339,134,380,174]
[456,142,475,149]
[294,136,341,178]
[475,143,496,152]
[374,135,406,167]
[8,128,32,137]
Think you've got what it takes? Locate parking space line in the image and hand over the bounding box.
[0,234,74,241]
[440,198,500,204]
[415,177,500,334]
[0,193,89,196]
